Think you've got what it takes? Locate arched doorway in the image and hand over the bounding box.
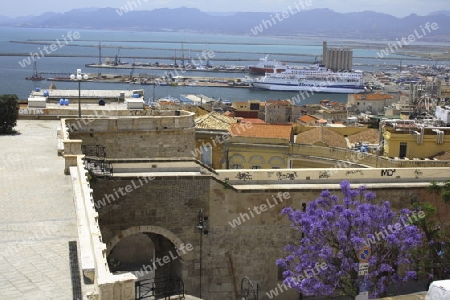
[106,226,185,281]
[108,233,156,279]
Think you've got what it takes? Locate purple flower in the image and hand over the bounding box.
[277,181,423,298]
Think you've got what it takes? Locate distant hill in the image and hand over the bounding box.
[428,10,450,17]
[0,12,59,26]
[1,7,449,40]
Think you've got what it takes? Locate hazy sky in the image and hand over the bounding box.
[3,0,448,18]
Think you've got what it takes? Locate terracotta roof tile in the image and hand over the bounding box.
[296,127,347,148]
[348,129,380,144]
[266,99,291,106]
[433,151,450,160]
[354,93,394,101]
[230,123,292,140]
[298,115,317,123]
[241,118,265,124]
[195,112,237,130]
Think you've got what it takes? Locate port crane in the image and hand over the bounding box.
[25,60,44,81]
[113,46,121,66]
[128,59,136,82]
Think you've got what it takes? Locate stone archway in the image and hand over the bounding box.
[106,226,186,281]
[106,225,184,256]
[108,233,155,271]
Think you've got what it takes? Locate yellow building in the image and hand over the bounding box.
[231,100,260,111]
[227,123,293,169]
[193,112,237,169]
[348,93,395,114]
[193,113,294,169]
[381,119,450,159]
[440,84,450,99]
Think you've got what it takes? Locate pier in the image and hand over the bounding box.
[84,63,248,73]
[42,73,251,88]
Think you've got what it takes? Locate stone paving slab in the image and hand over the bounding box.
[0,120,84,300]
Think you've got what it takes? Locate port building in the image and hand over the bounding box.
[322,41,353,71]
[29,88,145,104]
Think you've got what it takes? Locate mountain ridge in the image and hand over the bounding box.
[1,7,449,40]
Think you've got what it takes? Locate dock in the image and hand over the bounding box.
[85,63,248,73]
[45,73,251,88]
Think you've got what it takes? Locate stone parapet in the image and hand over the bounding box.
[291,143,450,168]
[217,167,450,185]
[70,156,136,300]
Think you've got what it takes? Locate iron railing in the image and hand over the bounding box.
[82,145,106,159]
[135,275,185,300]
[84,159,113,176]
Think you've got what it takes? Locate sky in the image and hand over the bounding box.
[2,0,448,18]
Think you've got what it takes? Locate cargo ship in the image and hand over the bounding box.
[250,64,365,93]
[248,55,286,74]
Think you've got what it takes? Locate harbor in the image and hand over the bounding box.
[2,6,450,300]
[3,28,449,103]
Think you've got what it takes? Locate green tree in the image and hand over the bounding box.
[0,94,19,134]
[411,181,450,285]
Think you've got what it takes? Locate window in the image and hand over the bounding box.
[250,103,259,110]
[399,142,407,158]
[252,166,261,169]
[200,145,212,166]
[232,164,241,169]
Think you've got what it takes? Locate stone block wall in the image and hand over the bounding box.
[92,176,211,297]
[206,181,429,300]
[66,115,195,159]
[92,173,434,300]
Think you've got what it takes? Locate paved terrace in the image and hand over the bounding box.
[0,120,91,300]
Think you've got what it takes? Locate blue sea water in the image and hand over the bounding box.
[0,27,447,102]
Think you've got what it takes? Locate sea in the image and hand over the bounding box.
[0,27,448,103]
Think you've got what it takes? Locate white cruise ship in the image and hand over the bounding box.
[250,64,365,94]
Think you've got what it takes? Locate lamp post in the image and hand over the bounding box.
[196,208,208,298]
[70,69,89,118]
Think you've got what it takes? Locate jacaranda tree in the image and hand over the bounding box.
[277,181,423,298]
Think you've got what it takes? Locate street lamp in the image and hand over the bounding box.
[70,69,89,118]
[196,208,208,298]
